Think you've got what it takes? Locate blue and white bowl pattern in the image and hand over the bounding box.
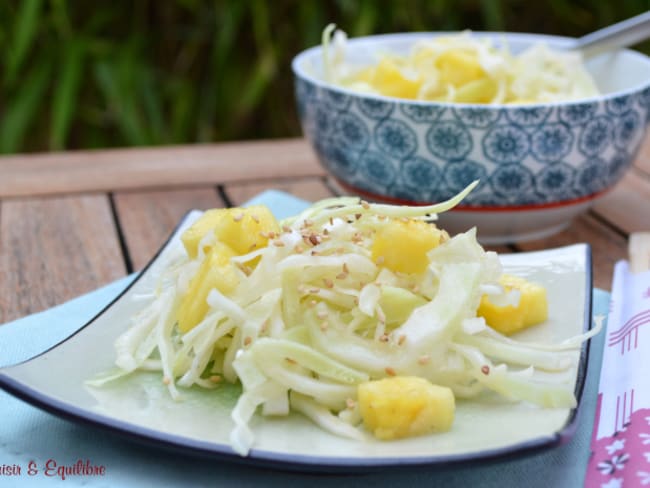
[296,78,649,207]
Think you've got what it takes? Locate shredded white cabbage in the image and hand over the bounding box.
[97,181,600,456]
[322,25,599,104]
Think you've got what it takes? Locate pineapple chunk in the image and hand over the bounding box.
[177,205,278,333]
[477,274,548,335]
[358,376,455,440]
[350,66,375,85]
[436,50,485,87]
[454,78,498,104]
[371,58,422,99]
[212,205,280,255]
[181,205,279,259]
[176,242,239,333]
[181,208,226,259]
[371,219,444,274]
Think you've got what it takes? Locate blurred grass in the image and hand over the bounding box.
[0,0,649,153]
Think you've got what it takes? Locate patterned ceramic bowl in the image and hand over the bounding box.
[292,32,650,243]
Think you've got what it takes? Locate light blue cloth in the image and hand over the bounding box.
[0,190,609,487]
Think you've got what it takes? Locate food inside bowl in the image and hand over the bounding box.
[89,184,600,456]
[322,25,599,104]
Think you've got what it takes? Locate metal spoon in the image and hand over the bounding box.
[573,10,650,58]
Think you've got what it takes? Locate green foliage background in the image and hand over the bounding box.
[0,0,649,153]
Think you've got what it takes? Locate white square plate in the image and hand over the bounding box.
[0,211,593,471]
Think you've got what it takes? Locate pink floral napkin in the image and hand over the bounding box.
[586,261,650,487]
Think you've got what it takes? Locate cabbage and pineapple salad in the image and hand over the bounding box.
[96,182,599,456]
[322,25,599,104]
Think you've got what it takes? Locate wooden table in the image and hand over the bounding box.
[1,137,650,324]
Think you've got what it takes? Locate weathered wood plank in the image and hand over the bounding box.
[633,133,650,174]
[514,215,626,290]
[225,177,334,206]
[0,139,323,198]
[0,195,126,323]
[113,187,223,270]
[592,169,650,233]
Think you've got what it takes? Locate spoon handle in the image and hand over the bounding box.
[574,10,650,58]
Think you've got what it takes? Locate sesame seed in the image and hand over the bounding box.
[273,239,285,247]
[355,213,362,220]
[251,214,260,223]
[282,225,291,233]
[209,375,222,383]
[309,234,320,246]
[304,219,313,227]
[346,398,356,409]
[316,310,328,319]
[481,365,490,375]
[309,287,320,294]
[233,213,244,222]
[323,228,329,235]
[375,256,385,265]
[336,272,347,280]
[244,336,252,346]
[323,278,334,288]
[329,217,334,226]
[285,357,297,365]
[385,367,396,376]
[379,334,389,343]
[268,231,276,239]
[398,335,406,345]
[418,355,431,365]
[361,200,370,210]
[294,244,304,253]
[309,300,317,307]
[320,321,329,331]
[311,250,319,256]
[249,243,257,250]
[342,263,349,273]
[235,262,252,276]
[162,376,171,385]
